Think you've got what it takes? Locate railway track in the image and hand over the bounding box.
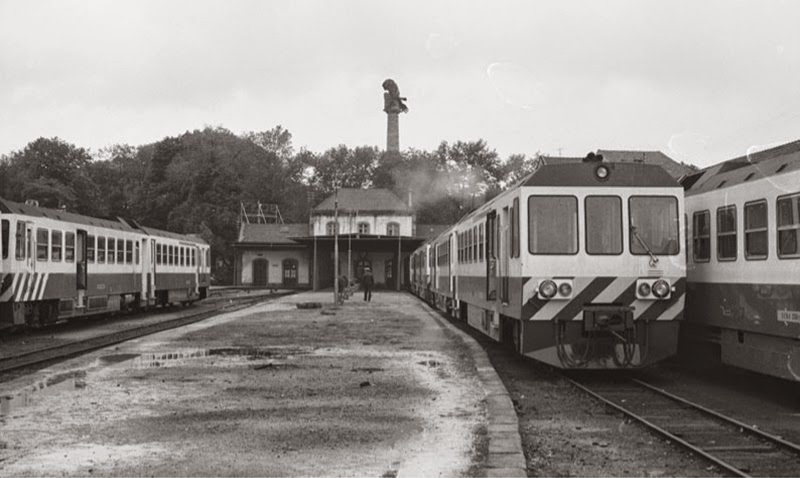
[568,376,800,477]
[0,292,291,376]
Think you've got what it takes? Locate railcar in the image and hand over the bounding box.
[0,197,211,330]
[682,142,800,381]
[412,159,686,369]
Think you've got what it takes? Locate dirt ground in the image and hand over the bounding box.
[0,292,486,477]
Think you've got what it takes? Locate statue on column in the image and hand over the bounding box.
[382,79,408,113]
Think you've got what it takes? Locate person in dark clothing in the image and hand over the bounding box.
[362,268,374,301]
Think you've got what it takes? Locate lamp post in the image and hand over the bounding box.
[333,180,340,307]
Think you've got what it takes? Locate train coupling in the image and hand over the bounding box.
[583,305,634,333]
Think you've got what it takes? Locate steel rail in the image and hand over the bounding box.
[566,377,751,477]
[0,293,289,375]
[631,378,800,456]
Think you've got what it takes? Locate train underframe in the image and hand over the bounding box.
[0,286,209,330]
[419,286,679,369]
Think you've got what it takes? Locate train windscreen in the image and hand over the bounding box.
[528,196,578,254]
[629,196,680,255]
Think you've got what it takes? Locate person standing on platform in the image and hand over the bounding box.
[362,267,374,302]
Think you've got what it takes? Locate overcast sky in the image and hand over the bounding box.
[2,0,799,168]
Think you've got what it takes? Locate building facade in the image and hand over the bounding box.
[232,188,448,290]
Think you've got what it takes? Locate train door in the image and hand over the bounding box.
[449,233,456,296]
[486,211,497,301]
[501,206,510,304]
[76,230,87,308]
[149,239,157,306]
[193,245,201,295]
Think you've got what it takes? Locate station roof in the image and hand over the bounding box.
[312,188,412,215]
[235,222,450,246]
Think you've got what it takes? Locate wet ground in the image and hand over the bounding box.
[0,292,486,477]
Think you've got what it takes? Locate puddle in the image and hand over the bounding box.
[96,347,307,369]
[0,371,85,417]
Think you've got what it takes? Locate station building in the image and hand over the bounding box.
[232,188,448,290]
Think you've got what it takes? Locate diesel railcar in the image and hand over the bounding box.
[682,141,800,381]
[0,197,211,330]
[411,158,686,369]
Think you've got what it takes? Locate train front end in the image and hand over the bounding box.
[516,162,686,369]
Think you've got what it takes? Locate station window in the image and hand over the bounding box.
[97,237,106,263]
[387,222,400,236]
[586,196,622,255]
[15,221,25,260]
[693,211,710,262]
[326,222,337,235]
[1,219,8,259]
[777,192,800,258]
[529,196,578,254]
[630,196,679,255]
[87,235,95,263]
[37,228,49,261]
[716,206,737,261]
[511,198,519,258]
[357,222,370,235]
[65,232,75,262]
[126,240,133,264]
[744,200,768,260]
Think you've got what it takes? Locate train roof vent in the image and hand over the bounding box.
[744,172,755,181]
[776,163,788,173]
[716,180,727,188]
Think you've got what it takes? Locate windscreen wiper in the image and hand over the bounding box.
[630,225,659,267]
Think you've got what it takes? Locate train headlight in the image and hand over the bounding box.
[539,280,557,299]
[558,282,573,297]
[652,280,670,299]
[637,282,651,297]
[595,165,610,181]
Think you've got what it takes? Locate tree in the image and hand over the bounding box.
[1,137,96,212]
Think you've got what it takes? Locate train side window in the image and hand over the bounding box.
[65,232,75,262]
[479,223,484,262]
[116,239,124,264]
[98,237,106,263]
[126,240,133,264]
[777,192,800,258]
[744,200,768,260]
[108,237,116,264]
[135,241,140,265]
[37,228,49,261]
[472,226,478,262]
[692,211,710,262]
[511,197,520,258]
[528,196,578,254]
[1,219,8,259]
[51,230,62,262]
[87,235,95,263]
[15,221,25,260]
[585,196,622,255]
[716,206,737,261]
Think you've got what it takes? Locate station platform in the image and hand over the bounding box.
[0,291,525,477]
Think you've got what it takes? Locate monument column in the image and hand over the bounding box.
[382,78,408,154]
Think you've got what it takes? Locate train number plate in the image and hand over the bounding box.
[777,310,800,324]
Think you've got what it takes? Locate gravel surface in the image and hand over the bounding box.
[453,324,724,477]
[0,292,487,477]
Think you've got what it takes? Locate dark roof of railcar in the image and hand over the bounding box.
[0,197,207,244]
[522,162,679,188]
[682,139,800,194]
